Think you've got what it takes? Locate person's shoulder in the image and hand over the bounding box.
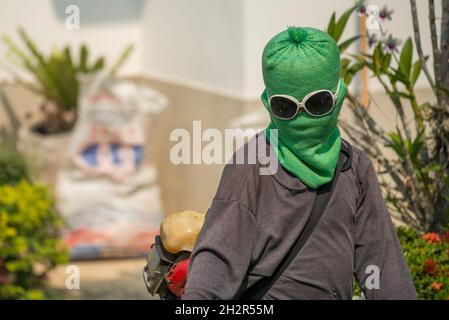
[350,146,374,172]
[217,162,256,200]
[346,144,378,192]
[339,143,374,201]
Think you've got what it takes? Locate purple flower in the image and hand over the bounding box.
[355,0,366,16]
[379,6,393,21]
[382,34,401,53]
[368,33,378,48]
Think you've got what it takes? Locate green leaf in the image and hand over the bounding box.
[92,57,105,72]
[347,62,364,77]
[340,57,351,69]
[409,60,422,87]
[108,44,134,77]
[390,91,413,100]
[382,53,392,72]
[44,53,72,108]
[390,66,410,86]
[419,102,432,110]
[18,27,47,68]
[399,38,413,79]
[372,44,383,75]
[63,46,73,70]
[341,61,364,85]
[338,35,360,53]
[2,35,33,67]
[327,13,336,38]
[79,44,88,72]
[407,130,425,164]
[386,131,405,158]
[333,6,356,42]
[421,163,442,174]
[17,28,70,107]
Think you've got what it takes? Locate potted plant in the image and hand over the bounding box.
[2,28,133,185]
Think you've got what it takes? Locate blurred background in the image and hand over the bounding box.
[0,0,448,300]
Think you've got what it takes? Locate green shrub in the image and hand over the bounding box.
[0,148,29,185]
[397,226,449,299]
[0,181,68,299]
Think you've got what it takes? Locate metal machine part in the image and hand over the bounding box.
[143,211,205,299]
[143,236,173,296]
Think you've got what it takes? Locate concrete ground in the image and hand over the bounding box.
[46,258,157,300]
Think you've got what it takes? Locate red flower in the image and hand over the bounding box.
[431,282,443,291]
[424,259,440,276]
[443,231,449,242]
[422,232,442,244]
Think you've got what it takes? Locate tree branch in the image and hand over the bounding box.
[429,0,441,102]
[410,0,436,89]
[440,0,449,96]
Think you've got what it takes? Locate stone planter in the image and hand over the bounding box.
[18,126,71,188]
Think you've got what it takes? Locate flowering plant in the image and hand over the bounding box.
[397,227,449,299]
[327,0,449,232]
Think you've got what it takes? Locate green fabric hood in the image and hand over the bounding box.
[262,26,347,188]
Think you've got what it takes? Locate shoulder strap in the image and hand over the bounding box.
[239,150,346,300]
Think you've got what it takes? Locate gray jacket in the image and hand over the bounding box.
[183,135,416,300]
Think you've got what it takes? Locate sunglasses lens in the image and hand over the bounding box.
[304,91,334,116]
[270,96,298,119]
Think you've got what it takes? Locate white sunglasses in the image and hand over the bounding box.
[268,80,341,120]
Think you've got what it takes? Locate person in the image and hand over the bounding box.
[182,27,416,300]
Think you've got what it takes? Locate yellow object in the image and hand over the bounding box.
[160,210,205,254]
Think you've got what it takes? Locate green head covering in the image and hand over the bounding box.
[262,26,347,188]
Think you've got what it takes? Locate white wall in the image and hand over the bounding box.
[141,0,245,98]
[0,0,440,99]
